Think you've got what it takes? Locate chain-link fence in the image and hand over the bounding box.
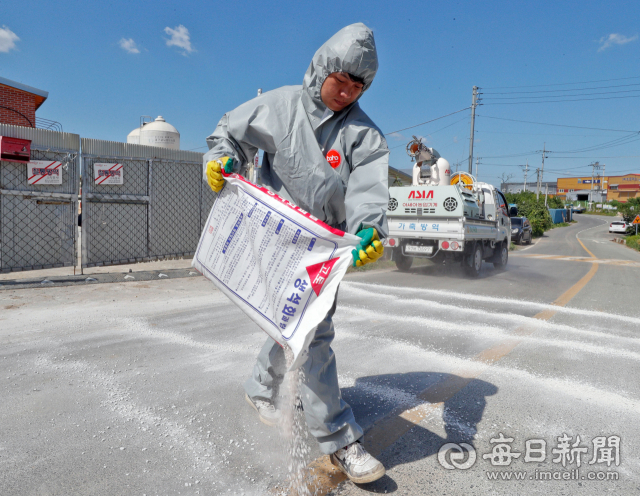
[200,181,218,233]
[149,159,202,258]
[0,124,79,272]
[81,138,205,268]
[1,127,211,273]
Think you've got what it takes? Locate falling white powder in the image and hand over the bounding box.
[277,345,312,496]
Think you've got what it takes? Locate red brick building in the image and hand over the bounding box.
[0,76,48,128]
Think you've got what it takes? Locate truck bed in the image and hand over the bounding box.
[387,216,500,242]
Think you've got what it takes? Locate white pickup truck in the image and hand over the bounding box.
[384,179,511,276]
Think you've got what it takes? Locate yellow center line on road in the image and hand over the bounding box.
[514,254,640,267]
[576,220,610,259]
[292,254,602,495]
[577,237,597,259]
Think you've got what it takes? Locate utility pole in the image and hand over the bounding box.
[602,163,606,203]
[468,86,479,174]
[521,161,529,192]
[544,184,549,207]
[589,161,599,209]
[475,157,479,181]
[589,161,605,209]
[536,168,541,200]
[540,143,547,191]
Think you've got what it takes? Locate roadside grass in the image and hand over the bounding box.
[626,234,640,251]
[548,221,577,230]
[530,220,577,239]
[581,210,619,217]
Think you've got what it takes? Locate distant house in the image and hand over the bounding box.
[0,76,49,128]
[500,181,557,195]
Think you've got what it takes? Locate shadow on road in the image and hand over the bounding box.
[340,372,498,493]
[391,262,505,279]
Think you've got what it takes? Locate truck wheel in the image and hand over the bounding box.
[465,243,483,277]
[395,251,413,271]
[492,241,509,269]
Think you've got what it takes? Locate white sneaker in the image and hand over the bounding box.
[245,393,281,427]
[330,441,386,484]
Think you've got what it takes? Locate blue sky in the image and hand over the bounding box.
[2,0,639,188]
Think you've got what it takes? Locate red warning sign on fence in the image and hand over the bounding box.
[27,161,63,185]
[94,163,124,185]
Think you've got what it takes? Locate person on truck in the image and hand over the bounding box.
[203,23,388,484]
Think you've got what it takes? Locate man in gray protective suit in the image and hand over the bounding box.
[203,23,388,484]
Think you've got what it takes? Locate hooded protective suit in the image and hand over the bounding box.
[204,23,389,236]
[204,23,387,455]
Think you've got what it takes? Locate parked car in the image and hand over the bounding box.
[609,221,630,234]
[511,216,532,245]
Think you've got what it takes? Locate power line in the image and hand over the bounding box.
[477,115,637,133]
[477,130,606,137]
[482,159,640,166]
[482,88,640,100]
[482,82,640,95]
[388,115,468,150]
[480,134,640,161]
[482,150,541,159]
[481,75,640,90]
[545,156,640,159]
[385,107,470,135]
[480,94,640,105]
[544,165,596,172]
[548,133,640,154]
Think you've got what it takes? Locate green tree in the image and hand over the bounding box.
[611,198,640,223]
[505,191,553,236]
[547,196,565,209]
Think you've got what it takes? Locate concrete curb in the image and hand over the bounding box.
[0,267,202,291]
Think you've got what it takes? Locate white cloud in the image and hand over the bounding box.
[164,25,195,55]
[598,33,638,52]
[0,25,19,53]
[119,38,140,54]
[388,132,405,141]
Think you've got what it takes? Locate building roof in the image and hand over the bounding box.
[558,173,640,181]
[0,76,49,110]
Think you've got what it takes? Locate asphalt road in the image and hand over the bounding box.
[1,214,639,495]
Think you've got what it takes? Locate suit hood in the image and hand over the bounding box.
[302,23,379,111]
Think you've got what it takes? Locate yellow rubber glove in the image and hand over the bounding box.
[206,157,234,192]
[352,227,384,267]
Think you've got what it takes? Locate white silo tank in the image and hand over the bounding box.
[139,116,180,150]
[126,126,141,144]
